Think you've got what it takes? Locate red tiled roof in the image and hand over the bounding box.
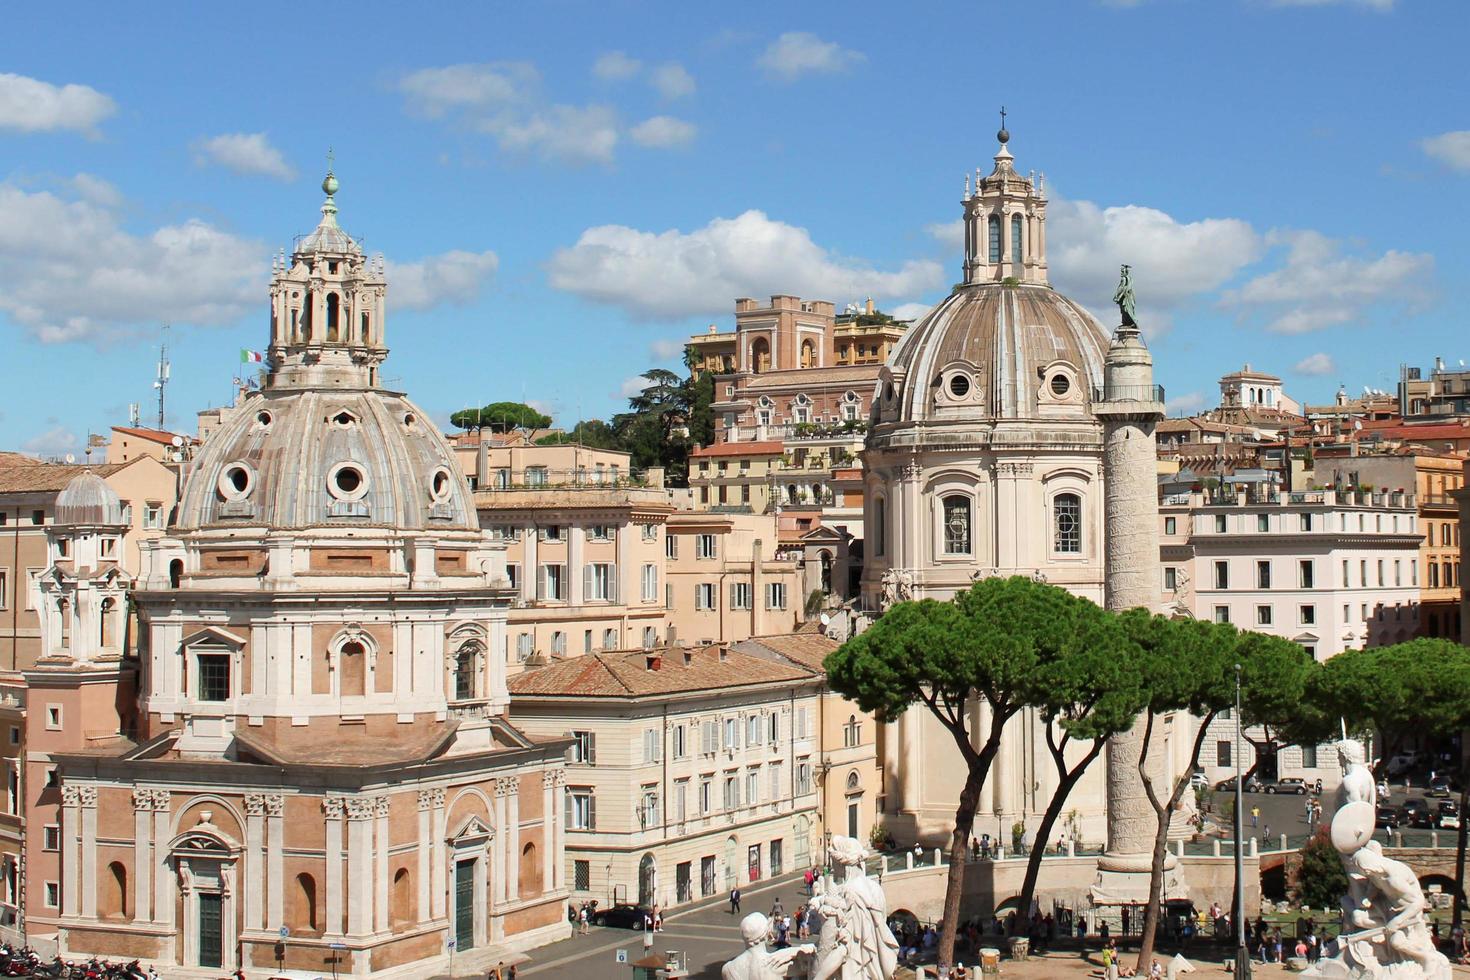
[0,461,131,494]
[736,632,840,673]
[507,645,818,698]
[111,426,190,445]
[692,440,785,458]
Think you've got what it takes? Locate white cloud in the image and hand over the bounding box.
[1219,229,1432,334]
[0,73,115,136]
[1421,131,1470,173]
[387,250,499,311]
[650,63,695,99]
[70,173,122,207]
[619,375,649,398]
[756,32,865,81]
[630,116,697,149]
[1267,0,1393,9]
[650,338,686,360]
[548,210,945,320]
[891,302,933,322]
[1046,196,1262,331]
[1165,391,1207,416]
[1294,352,1337,376]
[192,132,296,181]
[592,51,642,81]
[399,62,540,117]
[926,221,964,250]
[485,103,619,165]
[21,424,79,457]
[0,180,264,344]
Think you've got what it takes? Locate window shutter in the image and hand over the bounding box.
[654,729,663,762]
[564,789,572,828]
[588,733,597,766]
[537,564,547,600]
[729,582,739,607]
[584,564,593,599]
[609,565,618,603]
[588,794,597,830]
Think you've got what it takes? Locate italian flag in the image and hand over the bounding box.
[240,349,264,364]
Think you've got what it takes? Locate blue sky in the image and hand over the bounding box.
[1,0,1467,455]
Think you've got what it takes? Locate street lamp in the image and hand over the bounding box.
[1234,662,1252,978]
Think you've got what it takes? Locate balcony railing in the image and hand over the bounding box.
[475,468,650,491]
[1092,384,1166,403]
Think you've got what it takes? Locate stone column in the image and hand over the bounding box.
[324,797,345,935]
[506,779,520,902]
[244,794,266,931]
[61,786,81,917]
[374,798,390,933]
[430,790,447,919]
[416,790,435,924]
[79,786,97,919]
[541,772,556,890]
[569,526,585,605]
[152,793,172,928]
[551,771,567,889]
[493,778,510,905]
[131,787,156,922]
[1093,317,1175,899]
[266,795,285,930]
[346,798,373,935]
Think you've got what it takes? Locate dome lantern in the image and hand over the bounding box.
[961,114,1048,286]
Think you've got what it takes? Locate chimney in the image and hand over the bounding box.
[865,296,875,315]
[682,648,694,666]
[717,645,728,663]
[645,653,662,672]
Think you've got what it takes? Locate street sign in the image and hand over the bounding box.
[329,942,348,950]
[279,926,289,938]
[448,939,456,950]
[615,948,628,964]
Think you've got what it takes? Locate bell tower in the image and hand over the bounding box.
[266,162,389,390]
[962,110,1049,286]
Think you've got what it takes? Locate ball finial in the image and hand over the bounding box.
[322,172,339,196]
[997,106,1009,146]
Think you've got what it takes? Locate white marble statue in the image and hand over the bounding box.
[1303,734,1451,979]
[806,836,900,980]
[722,912,813,980]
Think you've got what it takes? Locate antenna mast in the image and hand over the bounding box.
[153,326,171,430]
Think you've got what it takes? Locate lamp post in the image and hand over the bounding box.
[1234,662,1252,978]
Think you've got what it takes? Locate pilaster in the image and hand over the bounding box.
[324,797,345,935]
[345,797,373,935]
[79,786,97,919]
[244,793,266,932]
[373,797,390,934]
[60,786,80,918]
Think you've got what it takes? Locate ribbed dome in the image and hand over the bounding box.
[56,471,126,526]
[883,282,1110,422]
[175,388,474,532]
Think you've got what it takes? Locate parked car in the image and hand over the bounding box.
[1427,777,1454,798]
[1375,805,1403,829]
[1215,775,1264,793]
[591,903,652,930]
[1387,752,1422,776]
[1262,778,1308,796]
[1401,799,1434,828]
[1437,800,1459,828]
[1190,771,1210,790]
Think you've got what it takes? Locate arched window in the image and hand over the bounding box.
[988,215,1001,264]
[391,868,412,926]
[169,559,183,589]
[1054,493,1082,554]
[521,842,541,895]
[873,497,887,558]
[360,311,370,344]
[339,640,366,697]
[750,337,771,373]
[800,339,816,369]
[1011,214,1024,264]
[326,293,340,341]
[942,495,971,555]
[100,597,115,648]
[58,599,70,647]
[453,641,480,700]
[296,873,319,933]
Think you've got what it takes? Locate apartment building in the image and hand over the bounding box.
[508,644,823,909]
[734,633,880,846]
[1160,485,1421,787]
[471,446,674,666]
[664,511,804,645]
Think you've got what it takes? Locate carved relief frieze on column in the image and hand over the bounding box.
[323,797,346,820]
[418,787,445,810]
[77,786,97,808]
[244,793,267,816]
[493,776,516,798]
[345,797,376,821]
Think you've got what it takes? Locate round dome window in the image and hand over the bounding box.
[949,374,971,398]
[1050,374,1072,397]
[327,463,369,501]
[430,468,453,502]
[256,410,273,427]
[217,462,254,500]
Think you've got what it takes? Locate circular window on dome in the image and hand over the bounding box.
[1050,374,1072,397]
[949,374,971,398]
[256,410,273,427]
[327,462,369,501]
[332,411,356,427]
[217,462,254,500]
[430,467,454,502]
[404,413,416,427]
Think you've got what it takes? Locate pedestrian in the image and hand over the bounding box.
[803,867,815,895]
[730,886,741,914]
[643,919,654,953]
[1251,805,1260,828]
[489,964,503,980]
[1262,823,1271,844]
[578,904,589,934]
[1305,797,1314,824]
[653,904,663,932]
[770,896,785,920]
[507,966,517,980]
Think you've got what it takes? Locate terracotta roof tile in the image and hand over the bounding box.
[0,461,131,494]
[692,441,785,458]
[507,645,818,698]
[736,632,839,673]
[111,426,191,445]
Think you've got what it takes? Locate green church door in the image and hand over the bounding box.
[454,859,476,951]
[197,892,223,968]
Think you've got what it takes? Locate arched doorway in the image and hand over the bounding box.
[750,338,770,373]
[724,836,738,890]
[638,853,657,907]
[170,824,240,970]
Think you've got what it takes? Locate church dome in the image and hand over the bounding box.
[56,470,125,526]
[881,282,1110,423]
[174,387,474,532]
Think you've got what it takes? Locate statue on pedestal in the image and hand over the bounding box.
[722,912,813,980]
[1303,733,1451,979]
[806,836,899,980]
[1113,264,1138,329]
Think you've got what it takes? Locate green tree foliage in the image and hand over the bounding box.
[1295,826,1349,911]
[825,576,1125,971]
[534,419,622,450]
[449,401,552,432]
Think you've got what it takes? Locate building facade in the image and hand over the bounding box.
[508,645,822,909]
[39,172,570,974]
[664,511,804,645]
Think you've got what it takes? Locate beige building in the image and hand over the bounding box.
[734,633,880,848]
[664,511,804,645]
[104,426,192,466]
[471,445,674,663]
[508,644,823,909]
[689,441,784,514]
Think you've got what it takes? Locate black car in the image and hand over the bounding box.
[591,903,651,929]
[1375,805,1403,828]
[1401,799,1435,828]
[1214,775,1264,793]
[1427,777,1454,798]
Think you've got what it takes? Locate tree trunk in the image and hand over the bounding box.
[938,764,985,970]
[1454,778,1469,929]
[1015,739,1106,928]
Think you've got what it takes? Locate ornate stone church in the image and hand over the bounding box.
[33,172,569,974]
[862,126,1191,898]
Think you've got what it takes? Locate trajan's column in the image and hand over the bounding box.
[1091,267,1187,903]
